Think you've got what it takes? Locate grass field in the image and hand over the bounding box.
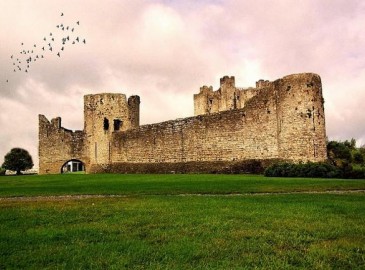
[1,174,365,269]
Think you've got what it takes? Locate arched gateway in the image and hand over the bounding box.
[61,159,85,174]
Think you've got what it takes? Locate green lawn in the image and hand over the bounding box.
[1,174,364,269]
[0,173,365,197]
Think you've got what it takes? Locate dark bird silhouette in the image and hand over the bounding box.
[52,38,54,41]
[71,28,74,32]
[61,47,64,51]
[57,52,60,57]
[48,43,51,46]
[83,39,86,44]
[49,47,52,51]
[62,27,65,30]
[34,44,36,47]
[6,80,8,82]
[42,47,45,50]
[61,12,64,16]
[57,25,60,28]
[72,41,75,44]
[67,36,70,40]
[14,69,16,72]
[21,42,24,45]
[76,37,79,42]
[41,55,44,58]
[10,55,13,59]
[44,37,46,41]
[77,21,79,25]
[66,26,69,30]
[50,32,52,36]
[25,70,28,73]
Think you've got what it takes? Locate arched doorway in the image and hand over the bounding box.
[61,159,85,174]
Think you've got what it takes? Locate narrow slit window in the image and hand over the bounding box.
[103,118,109,130]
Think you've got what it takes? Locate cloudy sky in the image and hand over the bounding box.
[1,0,365,168]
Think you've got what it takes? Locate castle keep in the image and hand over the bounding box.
[39,73,327,174]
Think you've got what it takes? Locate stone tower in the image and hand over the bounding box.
[84,93,140,165]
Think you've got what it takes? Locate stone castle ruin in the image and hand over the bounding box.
[39,73,327,174]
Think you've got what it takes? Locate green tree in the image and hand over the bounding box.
[2,148,33,175]
[353,152,364,164]
[327,141,352,165]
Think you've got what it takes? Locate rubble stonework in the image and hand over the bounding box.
[38,73,327,174]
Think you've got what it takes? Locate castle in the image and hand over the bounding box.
[38,73,327,174]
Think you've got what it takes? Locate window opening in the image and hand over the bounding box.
[103,118,109,130]
[114,119,122,131]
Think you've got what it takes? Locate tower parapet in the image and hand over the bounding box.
[256,79,270,88]
[220,76,235,88]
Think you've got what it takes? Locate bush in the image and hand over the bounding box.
[264,162,342,178]
[0,167,6,176]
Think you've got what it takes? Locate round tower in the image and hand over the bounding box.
[275,73,327,162]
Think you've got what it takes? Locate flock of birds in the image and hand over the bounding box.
[5,12,86,83]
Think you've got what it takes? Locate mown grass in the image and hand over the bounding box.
[0,173,365,197]
[0,174,365,269]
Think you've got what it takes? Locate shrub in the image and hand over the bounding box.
[264,162,342,178]
[0,167,6,176]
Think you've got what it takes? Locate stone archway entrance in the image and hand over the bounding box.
[61,159,85,174]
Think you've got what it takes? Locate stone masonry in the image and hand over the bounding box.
[38,73,327,174]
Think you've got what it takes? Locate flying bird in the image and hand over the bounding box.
[61,12,64,16]
[83,39,86,44]
[57,52,60,57]
[76,37,79,42]
[76,21,79,25]
[42,47,45,50]
[6,80,8,82]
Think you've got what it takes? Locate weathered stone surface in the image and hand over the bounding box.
[39,73,327,174]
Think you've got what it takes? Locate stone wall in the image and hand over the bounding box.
[38,72,327,174]
[38,115,88,174]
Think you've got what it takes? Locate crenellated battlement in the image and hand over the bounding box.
[256,79,270,88]
[199,85,213,93]
[220,75,235,88]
